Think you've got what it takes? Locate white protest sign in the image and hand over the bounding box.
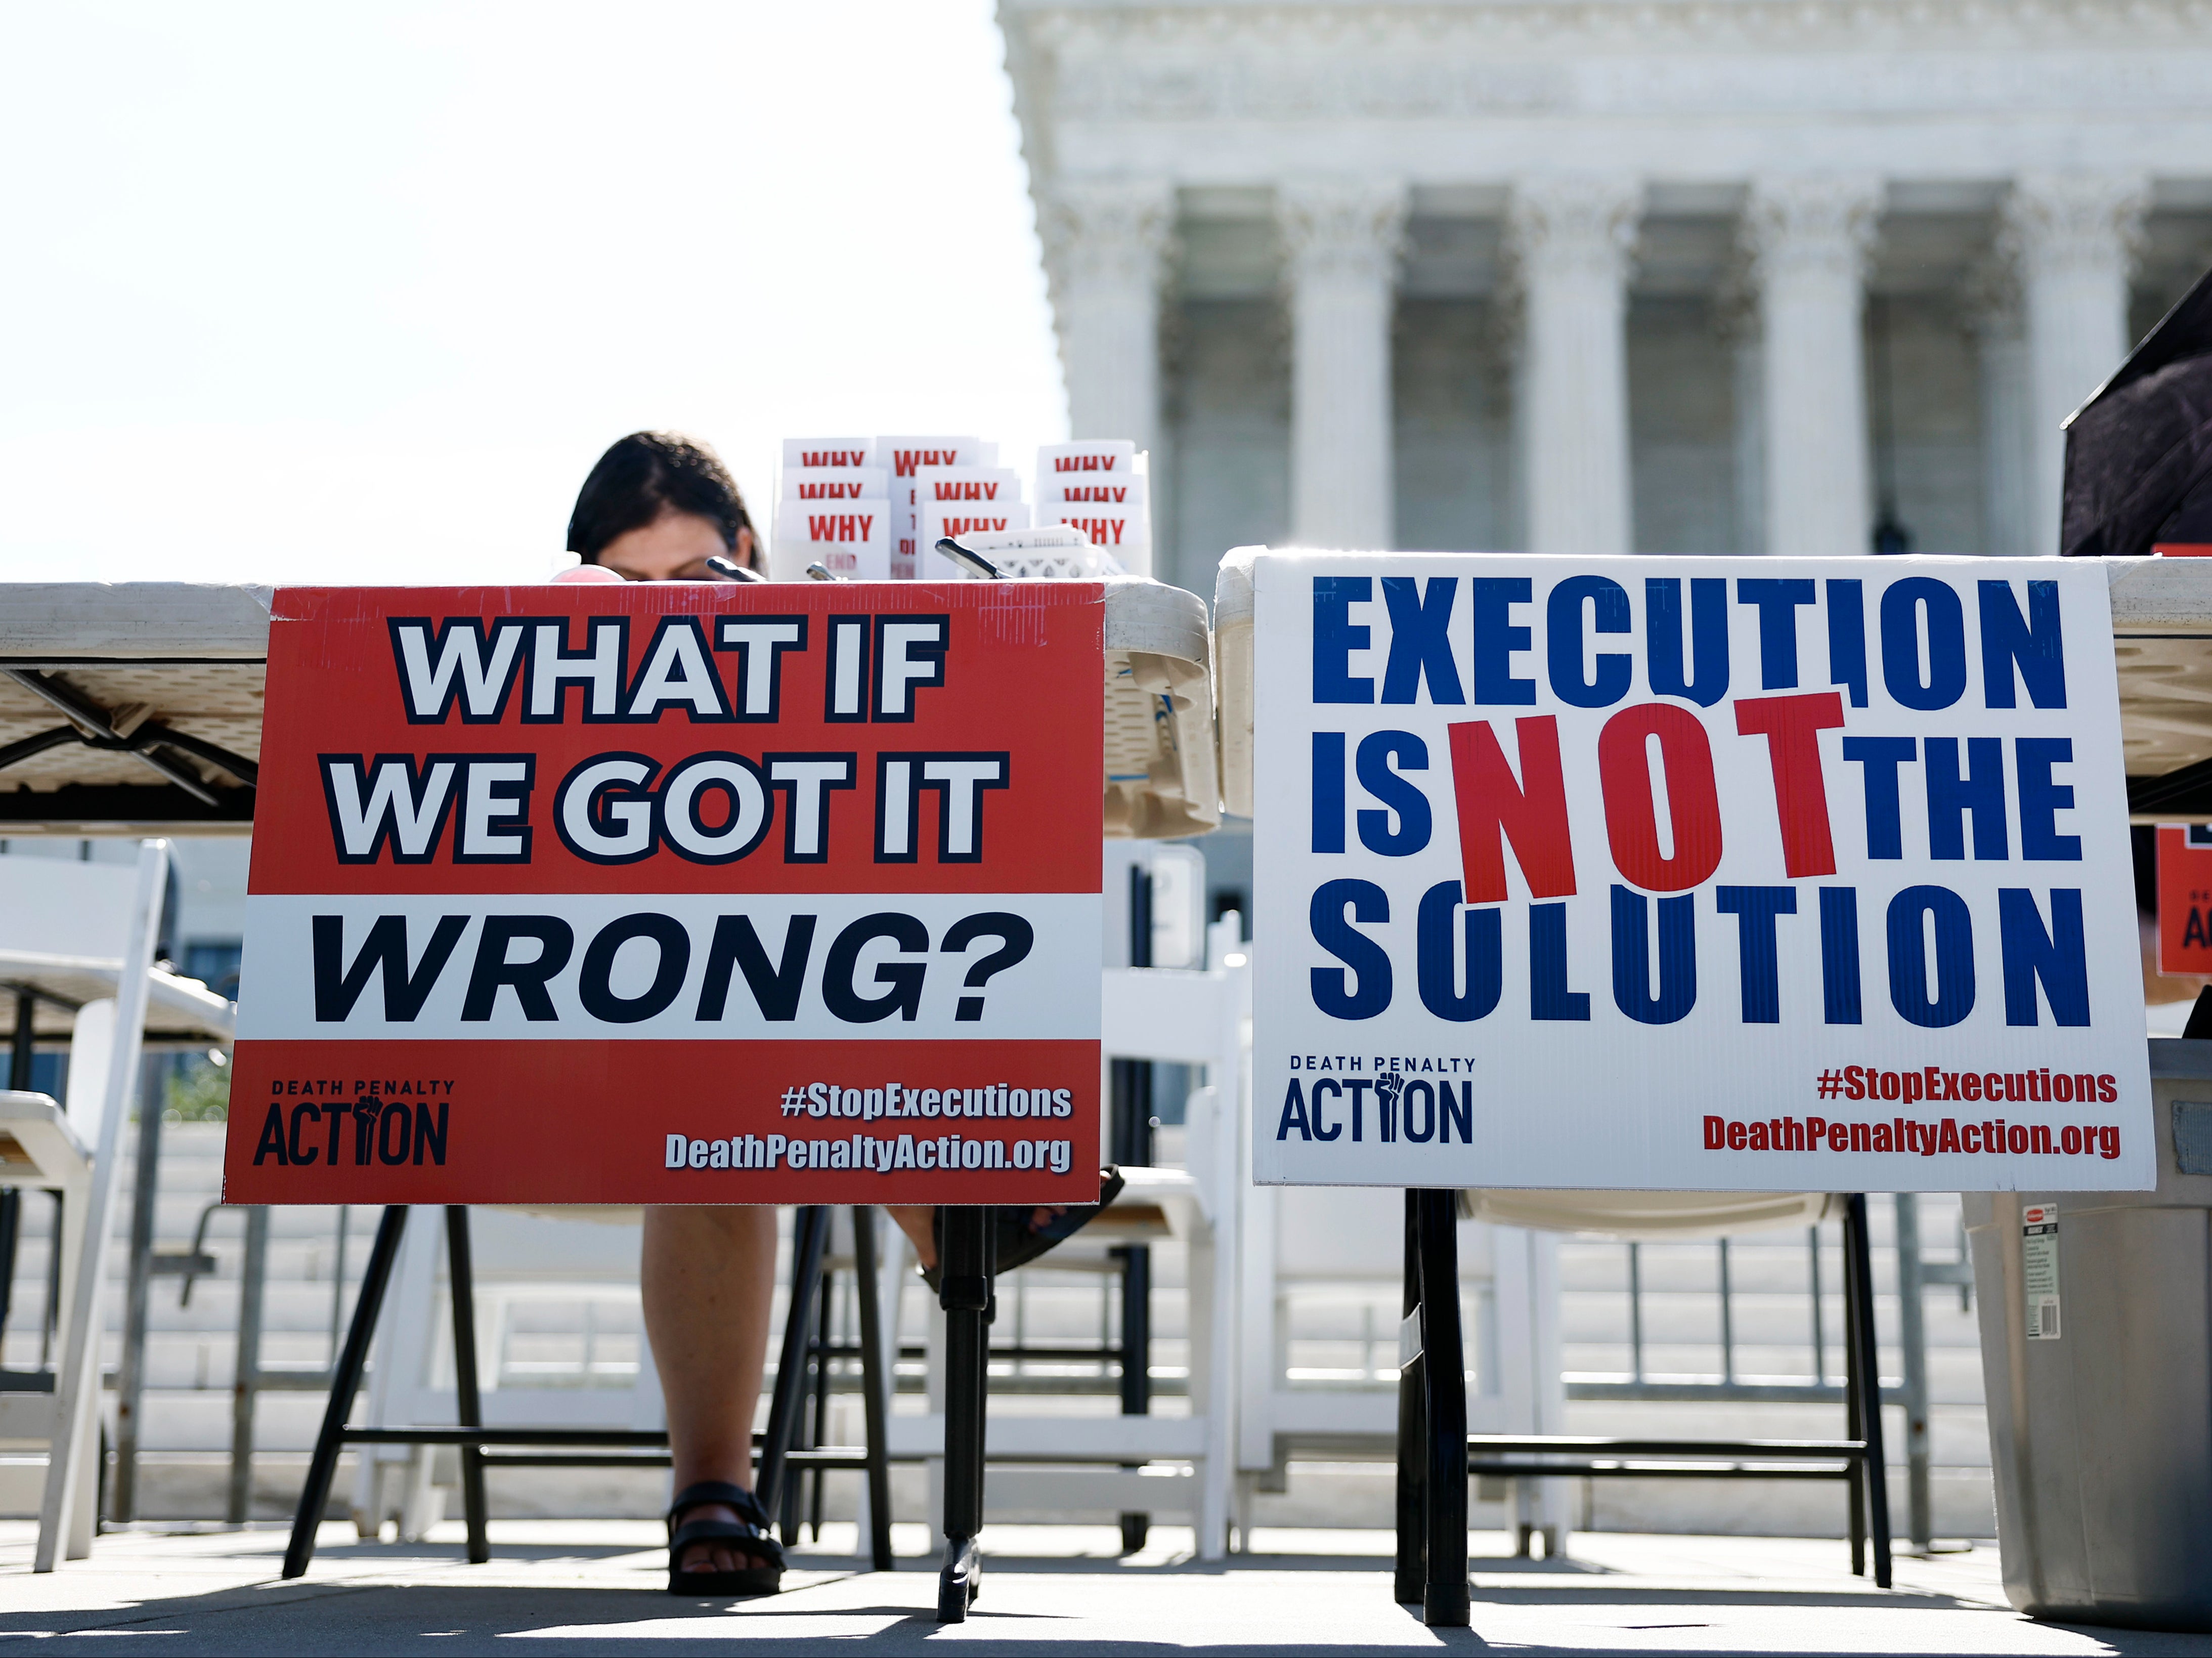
[783,438,874,470]
[1036,444,1147,573]
[770,503,891,581]
[879,437,994,483]
[890,507,919,580]
[915,466,1027,578]
[880,440,996,578]
[1037,440,1137,482]
[1039,472,1148,512]
[1252,554,2152,1192]
[780,466,888,502]
[1042,504,1146,561]
[917,466,1022,511]
[922,496,1029,571]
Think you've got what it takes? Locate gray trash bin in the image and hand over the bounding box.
[1964,1037,2212,1632]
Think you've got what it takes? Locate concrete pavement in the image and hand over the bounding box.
[0,1522,2201,1656]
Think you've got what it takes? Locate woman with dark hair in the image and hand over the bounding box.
[560,433,1118,1598]
[568,431,763,581]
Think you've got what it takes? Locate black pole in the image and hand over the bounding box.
[807,1262,833,1541]
[1841,1207,1868,1576]
[1,991,32,1340]
[0,1189,18,1348]
[851,1206,894,1571]
[1112,864,1155,1553]
[1110,1239,1151,1553]
[42,1194,62,1365]
[8,991,31,1090]
[444,1208,489,1564]
[937,1204,991,1622]
[1394,1189,1426,1605]
[1846,1195,1894,1588]
[283,1205,408,1580]
[759,1205,828,1521]
[1417,1189,1470,1628]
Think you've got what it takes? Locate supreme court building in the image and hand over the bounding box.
[1000,0,2212,593]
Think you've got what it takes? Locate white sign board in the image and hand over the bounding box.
[782,438,873,470]
[769,503,891,581]
[1252,554,2152,1192]
[779,466,887,501]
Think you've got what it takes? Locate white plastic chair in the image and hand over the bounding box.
[0,842,172,1571]
[890,912,1249,1560]
[351,1205,661,1539]
[0,1087,94,1559]
[1233,1179,1575,1550]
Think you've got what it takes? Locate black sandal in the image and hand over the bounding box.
[665,1480,784,1597]
[923,1168,1127,1292]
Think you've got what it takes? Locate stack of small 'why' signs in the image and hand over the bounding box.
[772,437,1151,579]
[771,438,894,581]
[1032,441,1149,573]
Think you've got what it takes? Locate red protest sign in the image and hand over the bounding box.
[223,582,1103,1206]
[2158,824,2212,976]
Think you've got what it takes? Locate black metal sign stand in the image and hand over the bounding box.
[1394,1189,1893,1629]
[933,1205,995,1623]
[1394,1189,1471,1626]
[282,1205,896,1582]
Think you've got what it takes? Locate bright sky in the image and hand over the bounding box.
[0,2,1065,586]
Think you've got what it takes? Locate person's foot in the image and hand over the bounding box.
[673,1502,777,1577]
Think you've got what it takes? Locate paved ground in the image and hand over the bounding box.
[0,1521,2202,1656]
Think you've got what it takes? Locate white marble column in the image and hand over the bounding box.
[1278,178,1408,549]
[1966,260,2034,557]
[1743,176,1882,559]
[1508,177,1641,556]
[1723,303,1767,557]
[1998,172,2149,555]
[1039,178,1177,458]
[1498,286,1531,551]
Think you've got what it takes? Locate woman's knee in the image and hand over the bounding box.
[645,1203,776,1247]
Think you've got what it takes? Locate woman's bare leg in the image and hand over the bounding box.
[885,1206,937,1268]
[642,1204,777,1575]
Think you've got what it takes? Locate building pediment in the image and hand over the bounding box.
[1013,0,2208,56]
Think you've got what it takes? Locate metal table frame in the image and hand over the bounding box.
[1394,1189,1893,1627]
[281,1203,902,1582]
